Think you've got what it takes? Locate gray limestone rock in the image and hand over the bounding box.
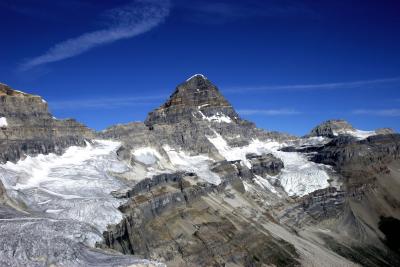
[145,74,240,127]
[0,83,94,163]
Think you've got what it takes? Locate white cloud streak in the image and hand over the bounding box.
[224,76,400,93]
[238,109,301,116]
[21,0,170,70]
[352,109,400,117]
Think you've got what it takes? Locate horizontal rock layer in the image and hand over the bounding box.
[0,83,93,163]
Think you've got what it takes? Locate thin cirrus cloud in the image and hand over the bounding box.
[224,76,400,93]
[352,109,400,117]
[20,0,171,71]
[238,109,301,116]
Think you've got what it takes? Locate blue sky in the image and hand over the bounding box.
[0,0,399,135]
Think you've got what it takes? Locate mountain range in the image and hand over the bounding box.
[1,75,400,267]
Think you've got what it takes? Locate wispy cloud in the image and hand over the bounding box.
[224,76,400,93]
[48,94,167,110]
[21,0,170,70]
[352,109,400,117]
[238,109,301,116]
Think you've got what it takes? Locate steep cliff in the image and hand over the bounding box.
[0,83,93,163]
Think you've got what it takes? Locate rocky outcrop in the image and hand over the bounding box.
[0,83,93,163]
[246,153,284,176]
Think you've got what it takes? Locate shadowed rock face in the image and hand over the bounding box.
[145,75,241,127]
[0,83,94,163]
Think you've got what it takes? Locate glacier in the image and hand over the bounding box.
[207,131,331,197]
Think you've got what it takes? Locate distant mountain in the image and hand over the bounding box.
[308,119,394,139]
[0,76,399,267]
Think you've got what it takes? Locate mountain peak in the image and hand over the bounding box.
[145,75,240,126]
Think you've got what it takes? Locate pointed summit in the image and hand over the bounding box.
[145,75,240,126]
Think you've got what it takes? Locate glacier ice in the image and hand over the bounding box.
[0,140,165,266]
[0,140,130,243]
[207,132,331,197]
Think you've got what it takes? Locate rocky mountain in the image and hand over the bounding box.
[0,83,93,163]
[308,119,394,139]
[0,76,399,267]
[145,74,241,126]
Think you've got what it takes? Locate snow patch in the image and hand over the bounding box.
[163,145,221,185]
[186,73,207,81]
[198,110,232,123]
[0,117,8,127]
[133,147,162,165]
[198,104,210,109]
[333,129,376,140]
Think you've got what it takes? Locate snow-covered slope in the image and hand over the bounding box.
[207,131,331,197]
[0,140,130,244]
[333,129,376,139]
[130,145,221,185]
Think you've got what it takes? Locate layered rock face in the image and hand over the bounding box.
[102,171,301,267]
[145,74,240,126]
[0,83,93,163]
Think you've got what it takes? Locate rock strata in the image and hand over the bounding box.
[0,83,93,163]
[145,74,240,127]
